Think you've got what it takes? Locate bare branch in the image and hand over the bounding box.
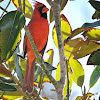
[0,0,11,19]
[47,0,67,100]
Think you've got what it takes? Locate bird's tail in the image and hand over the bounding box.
[22,58,36,93]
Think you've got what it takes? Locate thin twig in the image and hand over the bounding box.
[18,0,22,11]
[0,91,5,99]
[0,6,8,13]
[0,0,11,19]
[66,60,69,100]
[35,73,44,100]
[23,0,25,14]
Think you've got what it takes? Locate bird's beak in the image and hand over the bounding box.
[42,7,49,13]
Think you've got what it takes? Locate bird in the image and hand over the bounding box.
[22,1,49,93]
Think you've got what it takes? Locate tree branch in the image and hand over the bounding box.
[0,0,11,19]
[47,0,67,100]
[0,6,8,13]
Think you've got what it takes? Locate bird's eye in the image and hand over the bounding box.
[38,5,46,11]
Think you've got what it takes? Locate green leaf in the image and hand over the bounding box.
[69,58,84,87]
[83,28,100,41]
[87,49,100,65]
[0,82,17,91]
[0,76,15,84]
[82,20,100,28]
[92,10,100,19]
[89,0,100,12]
[53,14,72,48]
[89,65,100,88]
[0,10,25,62]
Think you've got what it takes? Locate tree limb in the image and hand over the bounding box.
[47,0,67,100]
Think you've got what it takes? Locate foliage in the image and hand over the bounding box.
[0,0,100,99]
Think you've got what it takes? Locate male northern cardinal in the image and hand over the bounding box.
[22,1,49,93]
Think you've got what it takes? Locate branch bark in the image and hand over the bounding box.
[47,0,67,100]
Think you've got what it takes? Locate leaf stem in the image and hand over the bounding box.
[23,0,25,14]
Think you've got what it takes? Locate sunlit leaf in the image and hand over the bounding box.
[6,55,15,72]
[53,14,72,48]
[56,63,60,81]
[56,63,73,96]
[45,49,54,64]
[74,40,100,59]
[19,57,27,71]
[12,0,33,19]
[89,65,100,88]
[0,64,12,78]
[69,58,84,87]
[0,10,25,62]
[64,76,72,97]
[0,82,17,91]
[87,49,100,65]
[89,0,100,12]
[83,28,100,41]
[76,93,94,100]
[0,90,25,99]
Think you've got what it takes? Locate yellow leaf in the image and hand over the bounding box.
[53,14,72,48]
[12,0,33,19]
[45,49,54,64]
[0,90,25,100]
[56,63,60,81]
[69,58,84,87]
[83,28,100,41]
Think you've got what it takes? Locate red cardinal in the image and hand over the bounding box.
[22,2,49,93]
